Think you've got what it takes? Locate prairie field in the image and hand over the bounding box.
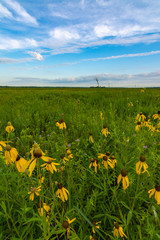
[0,87,160,240]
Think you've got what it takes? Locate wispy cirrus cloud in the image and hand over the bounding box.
[0,3,12,18]
[0,57,32,64]
[1,0,38,25]
[0,36,37,50]
[27,51,44,61]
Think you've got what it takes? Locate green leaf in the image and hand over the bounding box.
[74,206,106,240]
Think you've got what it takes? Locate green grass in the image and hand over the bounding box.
[0,87,160,240]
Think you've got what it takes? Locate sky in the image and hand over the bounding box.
[0,0,160,87]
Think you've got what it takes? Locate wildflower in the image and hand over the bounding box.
[5,145,18,165]
[41,157,59,174]
[101,124,110,137]
[89,158,100,173]
[143,146,147,148]
[37,201,50,219]
[111,156,117,168]
[60,154,69,164]
[55,120,60,127]
[28,186,41,201]
[89,236,95,240]
[92,221,101,234]
[135,121,141,131]
[89,131,94,143]
[100,112,104,120]
[101,156,114,170]
[128,102,133,107]
[75,139,80,142]
[30,142,45,158]
[148,185,160,205]
[136,112,146,122]
[136,156,149,175]
[38,174,44,184]
[28,147,43,177]
[117,169,129,190]
[0,141,10,151]
[141,89,145,93]
[63,216,76,239]
[66,148,73,159]
[113,222,127,238]
[59,119,66,129]
[15,155,29,172]
[152,111,160,120]
[5,121,14,133]
[56,183,69,202]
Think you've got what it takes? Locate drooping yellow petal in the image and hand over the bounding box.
[28,159,37,177]
[148,188,156,198]
[117,174,122,184]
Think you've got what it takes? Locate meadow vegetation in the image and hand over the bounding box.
[0,87,160,240]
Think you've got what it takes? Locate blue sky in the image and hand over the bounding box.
[0,0,160,87]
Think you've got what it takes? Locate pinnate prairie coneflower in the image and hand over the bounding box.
[136,156,149,175]
[60,154,69,164]
[152,111,160,120]
[148,185,160,205]
[41,157,59,173]
[15,154,29,172]
[5,121,15,133]
[59,119,66,129]
[89,158,100,173]
[0,141,11,151]
[136,112,146,122]
[101,124,110,137]
[92,220,101,234]
[56,183,69,202]
[117,169,129,190]
[113,222,127,238]
[37,201,50,218]
[5,144,18,165]
[66,148,73,159]
[100,112,104,120]
[63,216,76,239]
[38,174,44,184]
[28,186,41,201]
[135,121,141,131]
[89,131,94,143]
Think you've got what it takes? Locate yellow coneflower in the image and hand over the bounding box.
[60,154,69,164]
[113,222,127,238]
[100,112,104,120]
[38,174,44,184]
[92,220,101,234]
[101,156,114,170]
[5,145,18,165]
[55,120,60,127]
[37,202,50,218]
[66,148,73,159]
[15,155,29,172]
[41,157,59,174]
[101,124,110,137]
[30,142,45,158]
[128,102,133,107]
[89,236,95,240]
[56,183,69,202]
[0,141,11,151]
[148,185,160,205]
[89,131,94,143]
[136,156,149,175]
[89,158,100,173]
[28,186,41,201]
[117,169,129,190]
[152,111,160,120]
[63,217,76,239]
[5,121,14,133]
[111,156,117,168]
[135,121,141,131]
[136,112,146,122]
[59,119,66,129]
[28,147,43,177]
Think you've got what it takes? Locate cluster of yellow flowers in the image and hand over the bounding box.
[135,111,160,133]
[1,108,160,240]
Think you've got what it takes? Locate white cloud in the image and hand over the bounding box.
[4,0,38,25]
[0,37,38,50]
[0,3,12,18]
[50,28,80,41]
[27,51,44,61]
[0,57,32,63]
